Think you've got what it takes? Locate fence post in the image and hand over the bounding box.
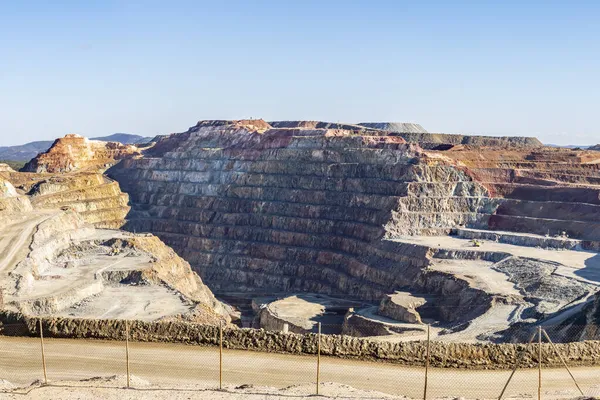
[316,322,321,395]
[541,329,584,396]
[38,319,48,385]
[424,324,430,400]
[538,326,542,400]
[125,320,130,388]
[498,330,538,400]
[219,320,223,390]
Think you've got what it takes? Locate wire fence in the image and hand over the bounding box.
[1,321,600,399]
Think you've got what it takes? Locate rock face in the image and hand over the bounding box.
[103,118,600,341]
[0,206,229,324]
[108,119,495,303]
[6,117,600,341]
[270,121,428,134]
[269,121,373,131]
[6,134,142,229]
[0,134,150,163]
[547,291,600,342]
[390,133,542,148]
[22,134,141,174]
[0,175,32,213]
[5,172,130,229]
[1,159,230,325]
[341,307,426,338]
[436,145,600,240]
[378,292,427,324]
[257,293,361,334]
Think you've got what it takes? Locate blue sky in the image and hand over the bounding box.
[1,0,598,146]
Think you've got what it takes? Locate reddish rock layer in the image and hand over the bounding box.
[23,134,141,174]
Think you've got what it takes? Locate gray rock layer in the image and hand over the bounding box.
[107,122,492,302]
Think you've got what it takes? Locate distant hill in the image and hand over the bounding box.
[0,140,54,163]
[0,133,152,162]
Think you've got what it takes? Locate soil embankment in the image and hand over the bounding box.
[2,312,600,369]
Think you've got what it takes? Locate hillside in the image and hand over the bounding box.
[0,133,152,162]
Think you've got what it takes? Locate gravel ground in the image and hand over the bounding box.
[0,376,405,400]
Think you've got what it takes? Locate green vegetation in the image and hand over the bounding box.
[0,160,26,171]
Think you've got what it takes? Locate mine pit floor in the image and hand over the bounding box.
[57,285,193,320]
[393,234,600,284]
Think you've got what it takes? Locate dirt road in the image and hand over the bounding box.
[1,336,599,399]
[0,211,54,275]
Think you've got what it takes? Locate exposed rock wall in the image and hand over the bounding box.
[436,146,600,241]
[391,133,542,147]
[0,176,32,213]
[378,292,426,323]
[3,312,600,369]
[108,120,492,300]
[549,291,600,341]
[0,206,229,323]
[269,121,374,131]
[6,172,130,229]
[258,307,307,334]
[22,134,140,174]
[8,133,143,228]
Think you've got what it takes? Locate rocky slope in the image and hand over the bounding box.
[103,119,600,341]
[0,174,32,214]
[22,134,141,174]
[0,133,150,163]
[16,119,600,340]
[108,120,492,300]
[0,184,230,324]
[6,134,146,228]
[588,144,600,151]
[391,133,542,148]
[433,145,600,240]
[4,171,130,229]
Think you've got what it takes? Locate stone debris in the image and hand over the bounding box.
[378,292,428,324]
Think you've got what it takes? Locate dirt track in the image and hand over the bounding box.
[1,336,599,399]
[0,211,53,275]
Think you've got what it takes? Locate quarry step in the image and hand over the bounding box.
[487,183,600,204]
[496,199,600,223]
[452,227,581,250]
[487,214,600,241]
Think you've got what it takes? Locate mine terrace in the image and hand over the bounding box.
[1,120,600,344]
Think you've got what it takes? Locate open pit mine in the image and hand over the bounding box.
[0,136,231,325]
[2,121,600,344]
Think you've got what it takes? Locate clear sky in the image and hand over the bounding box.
[1,0,598,146]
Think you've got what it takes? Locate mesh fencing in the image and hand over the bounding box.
[1,322,599,398]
